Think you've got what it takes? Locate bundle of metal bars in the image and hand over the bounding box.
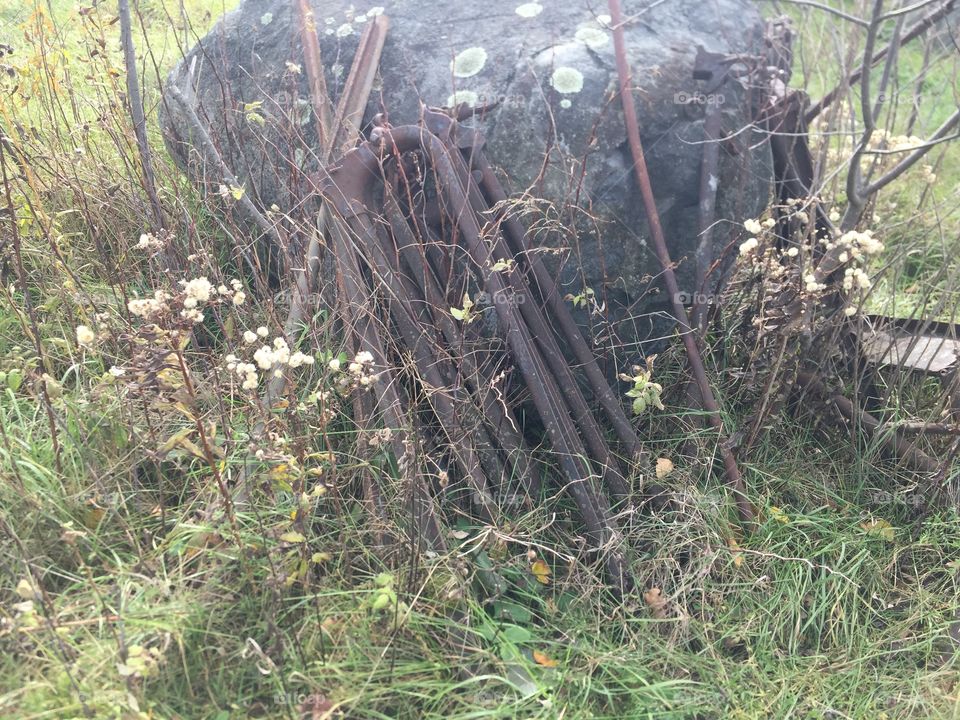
[314,107,653,593]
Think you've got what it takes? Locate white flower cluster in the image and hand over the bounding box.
[826,229,884,260]
[127,278,245,326]
[226,355,259,390]
[75,325,96,346]
[329,350,379,391]
[254,337,315,374]
[243,327,269,344]
[738,237,759,255]
[228,335,314,391]
[804,273,826,293]
[867,129,924,154]
[136,232,164,252]
[842,266,872,292]
[128,290,172,319]
[738,217,777,256]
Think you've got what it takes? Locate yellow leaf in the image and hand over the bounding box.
[861,518,895,542]
[655,457,674,479]
[769,506,790,524]
[16,578,35,600]
[532,649,558,667]
[82,501,106,530]
[280,531,306,543]
[156,366,184,389]
[530,559,551,585]
[727,537,743,568]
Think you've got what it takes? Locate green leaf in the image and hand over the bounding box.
[7,370,23,392]
[499,624,532,644]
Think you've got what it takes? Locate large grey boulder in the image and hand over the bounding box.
[161,0,773,350]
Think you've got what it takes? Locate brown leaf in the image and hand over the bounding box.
[643,587,670,619]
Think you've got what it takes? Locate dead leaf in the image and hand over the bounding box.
[727,537,744,568]
[532,649,558,667]
[655,457,674,479]
[530,559,551,585]
[643,587,670,619]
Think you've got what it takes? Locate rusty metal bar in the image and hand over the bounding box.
[369,124,632,591]
[607,0,754,524]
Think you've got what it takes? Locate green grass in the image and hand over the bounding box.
[0,1,958,718]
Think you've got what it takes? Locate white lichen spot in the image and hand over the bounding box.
[452,47,488,78]
[575,26,608,49]
[447,90,479,108]
[354,13,368,23]
[560,98,572,109]
[368,6,385,17]
[515,2,543,18]
[335,23,353,38]
[260,12,273,26]
[597,13,612,27]
[550,66,584,94]
[324,17,335,24]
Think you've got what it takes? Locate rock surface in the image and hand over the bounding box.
[161,0,774,351]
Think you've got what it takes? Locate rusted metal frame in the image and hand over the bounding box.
[688,48,739,333]
[320,154,447,550]
[607,0,754,525]
[374,125,631,591]
[381,190,542,503]
[340,191,501,524]
[294,0,335,151]
[328,16,389,158]
[268,15,390,409]
[424,117,632,508]
[350,389,387,526]
[470,151,647,466]
[760,93,834,243]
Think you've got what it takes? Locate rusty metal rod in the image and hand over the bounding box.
[424,114,631,506]
[373,125,631,590]
[382,190,542,502]
[322,171,448,550]
[341,196,500,524]
[607,0,754,524]
[472,152,646,463]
